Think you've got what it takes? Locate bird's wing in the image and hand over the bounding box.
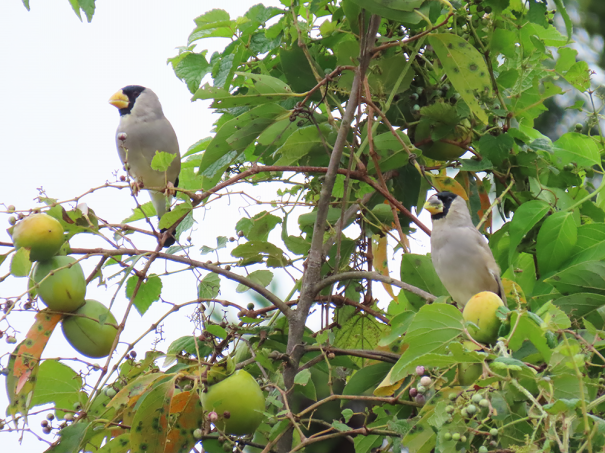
[466,226,507,306]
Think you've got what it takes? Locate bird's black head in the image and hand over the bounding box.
[426,191,458,220]
[117,85,146,115]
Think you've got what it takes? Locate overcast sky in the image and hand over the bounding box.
[0,1,291,451]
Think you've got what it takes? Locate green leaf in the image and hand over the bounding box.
[399,254,448,310]
[167,336,213,357]
[122,201,156,223]
[554,293,605,328]
[97,434,131,453]
[546,261,605,296]
[543,398,580,414]
[205,324,228,338]
[507,313,552,362]
[193,83,298,107]
[477,133,514,166]
[348,0,425,23]
[174,51,211,94]
[428,33,491,124]
[197,104,288,188]
[10,247,31,277]
[231,241,289,267]
[569,223,605,264]
[343,362,392,395]
[536,211,577,275]
[239,211,282,241]
[236,269,273,293]
[333,313,388,367]
[508,200,551,264]
[274,123,334,166]
[150,151,177,172]
[353,435,382,453]
[553,132,600,168]
[552,0,572,41]
[158,202,193,230]
[31,361,83,416]
[200,236,228,255]
[332,420,352,432]
[130,378,175,453]
[126,274,163,315]
[294,369,312,386]
[198,273,220,299]
[235,72,292,94]
[392,304,463,380]
[45,421,90,453]
[188,9,234,43]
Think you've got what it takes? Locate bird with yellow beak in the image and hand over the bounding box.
[424,192,506,308]
[109,85,181,247]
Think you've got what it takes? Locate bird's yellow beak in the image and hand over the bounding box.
[109,90,129,109]
[424,198,443,215]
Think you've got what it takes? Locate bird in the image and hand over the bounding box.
[108,85,181,247]
[424,191,507,308]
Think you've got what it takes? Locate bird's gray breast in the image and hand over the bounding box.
[116,117,180,189]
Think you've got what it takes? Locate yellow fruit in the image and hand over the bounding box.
[202,370,265,435]
[457,341,483,386]
[32,256,86,312]
[12,213,64,261]
[415,119,472,161]
[62,300,118,358]
[462,291,504,344]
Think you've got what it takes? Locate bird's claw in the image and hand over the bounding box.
[130,180,143,196]
[165,181,176,197]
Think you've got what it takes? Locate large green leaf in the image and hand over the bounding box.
[508,200,551,265]
[545,261,605,296]
[130,378,176,453]
[399,254,448,310]
[552,132,600,168]
[536,211,577,275]
[126,274,163,315]
[568,223,605,264]
[391,304,463,381]
[197,104,289,188]
[428,33,492,124]
[30,361,83,416]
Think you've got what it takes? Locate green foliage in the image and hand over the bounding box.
[5,1,605,452]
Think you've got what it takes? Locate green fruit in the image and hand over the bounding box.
[32,256,86,312]
[466,404,477,414]
[448,393,457,401]
[202,370,265,435]
[414,119,472,160]
[193,428,203,439]
[445,405,454,413]
[462,291,504,344]
[452,433,461,441]
[457,341,483,385]
[490,428,498,437]
[460,435,467,442]
[444,432,452,441]
[472,393,482,404]
[460,408,468,417]
[62,300,118,358]
[479,398,490,407]
[479,446,488,453]
[12,213,64,261]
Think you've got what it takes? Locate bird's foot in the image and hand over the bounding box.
[165,181,176,197]
[130,180,144,196]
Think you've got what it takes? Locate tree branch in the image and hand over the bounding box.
[315,271,436,302]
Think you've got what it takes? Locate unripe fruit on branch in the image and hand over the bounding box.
[62,300,118,358]
[462,291,504,344]
[201,370,265,435]
[12,213,64,262]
